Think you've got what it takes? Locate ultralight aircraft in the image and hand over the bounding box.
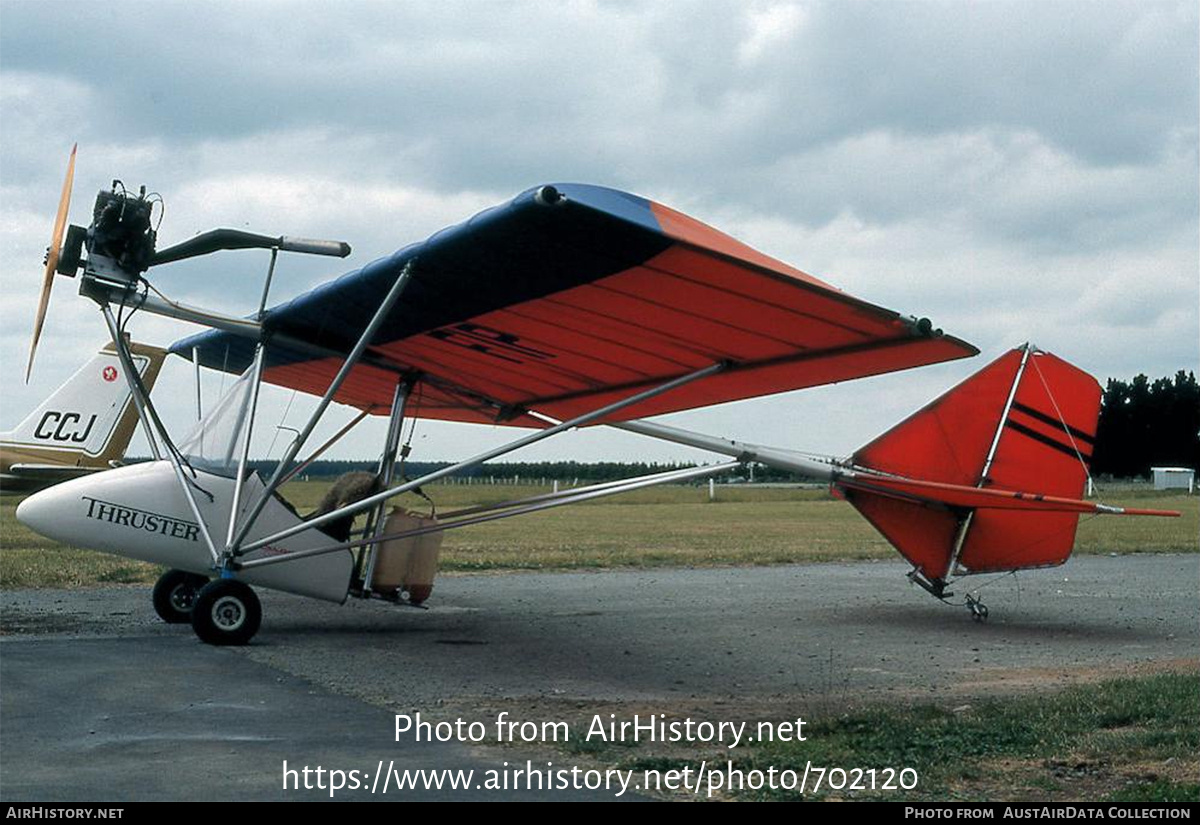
[16,148,1178,644]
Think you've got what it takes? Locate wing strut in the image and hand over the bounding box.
[360,377,415,594]
[236,461,740,572]
[233,359,728,556]
[227,260,417,553]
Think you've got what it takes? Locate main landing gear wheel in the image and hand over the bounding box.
[152,569,209,623]
[191,579,262,645]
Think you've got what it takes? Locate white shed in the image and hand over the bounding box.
[1151,467,1194,492]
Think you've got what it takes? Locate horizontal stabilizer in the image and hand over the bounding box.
[7,464,99,479]
[839,475,1179,516]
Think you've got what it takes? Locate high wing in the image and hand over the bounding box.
[171,184,977,425]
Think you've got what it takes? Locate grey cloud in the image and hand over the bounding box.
[4,2,1194,171]
[1,0,1195,455]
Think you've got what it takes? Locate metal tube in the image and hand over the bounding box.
[192,346,202,421]
[279,237,352,257]
[611,419,839,481]
[377,383,410,485]
[361,380,412,590]
[437,463,716,520]
[239,361,727,554]
[279,407,374,485]
[237,461,739,571]
[102,305,221,565]
[91,284,262,338]
[220,367,260,469]
[100,306,162,459]
[256,248,279,319]
[980,343,1032,483]
[270,332,408,377]
[948,343,1033,578]
[160,456,223,568]
[231,261,416,551]
[225,344,267,550]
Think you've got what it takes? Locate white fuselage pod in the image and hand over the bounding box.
[16,461,353,603]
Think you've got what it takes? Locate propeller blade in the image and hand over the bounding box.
[26,144,76,383]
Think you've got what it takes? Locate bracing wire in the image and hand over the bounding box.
[939,569,1019,608]
[1029,354,1097,491]
[402,380,424,455]
[266,389,299,459]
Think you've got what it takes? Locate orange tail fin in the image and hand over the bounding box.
[840,345,1102,580]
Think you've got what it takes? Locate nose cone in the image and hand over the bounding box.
[16,483,71,543]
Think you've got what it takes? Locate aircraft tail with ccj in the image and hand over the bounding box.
[1,341,167,494]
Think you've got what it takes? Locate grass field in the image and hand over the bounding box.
[1,480,1196,588]
[555,671,1200,801]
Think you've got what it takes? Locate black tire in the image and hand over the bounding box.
[152,569,209,624]
[190,579,262,646]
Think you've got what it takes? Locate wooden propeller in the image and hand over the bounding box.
[26,143,76,383]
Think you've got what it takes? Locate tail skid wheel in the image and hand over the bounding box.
[191,579,262,645]
[965,594,989,622]
[152,569,209,623]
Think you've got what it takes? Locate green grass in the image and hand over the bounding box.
[570,672,1200,801]
[1104,778,1200,803]
[2,481,1195,588]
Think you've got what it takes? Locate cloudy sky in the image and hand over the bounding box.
[1,0,1196,466]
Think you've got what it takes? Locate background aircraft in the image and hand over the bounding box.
[2,341,166,494]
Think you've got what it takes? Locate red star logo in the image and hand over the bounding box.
[102,366,118,382]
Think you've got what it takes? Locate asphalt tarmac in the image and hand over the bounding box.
[2,555,1197,802]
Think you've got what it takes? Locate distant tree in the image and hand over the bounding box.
[1092,370,1200,478]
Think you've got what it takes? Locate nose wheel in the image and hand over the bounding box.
[152,569,209,624]
[191,579,262,645]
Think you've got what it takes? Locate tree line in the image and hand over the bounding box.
[262,459,711,482]
[1092,370,1199,478]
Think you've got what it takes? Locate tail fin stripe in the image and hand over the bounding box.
[1010,401,1095,445]
[1004,419,1093,464]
